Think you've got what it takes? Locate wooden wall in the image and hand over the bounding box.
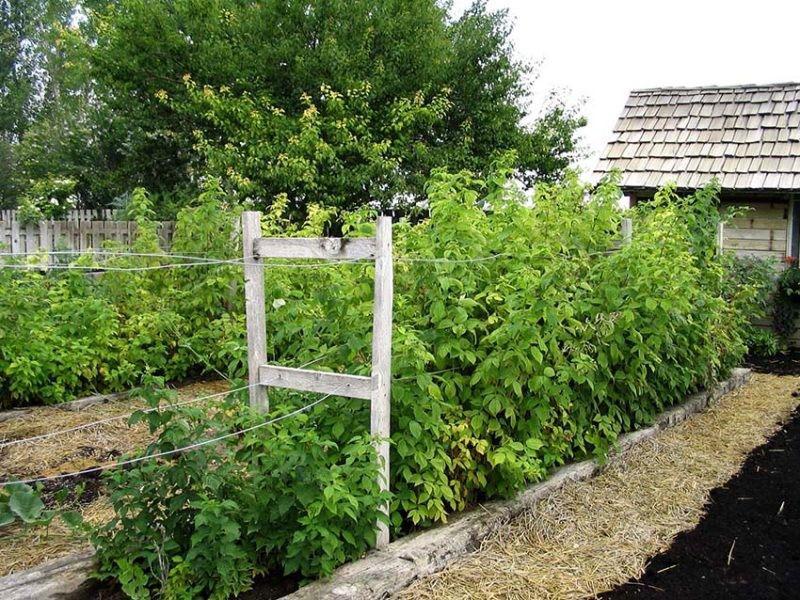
[720,199,791,260]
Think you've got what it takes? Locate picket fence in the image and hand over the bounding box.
[0,210,174,254]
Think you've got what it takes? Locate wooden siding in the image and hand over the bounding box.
[721,199,790,260]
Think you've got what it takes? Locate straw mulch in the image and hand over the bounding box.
[400,372,800,600]
[0,380,227,578]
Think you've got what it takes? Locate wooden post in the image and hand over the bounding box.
[621,218,633,245]
[39,221,50,254]
[716,221,725,256]
[242,211,268,412]
[10,218,19,254]
[370,216,393,549]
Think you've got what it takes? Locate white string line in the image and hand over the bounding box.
[0,388,340,488]
[394,367,460,381]
[0,258,371,272]
[0,346,355,451]
[0,260,240,272]
[1,249,590,268]
[395,252,513,264]
[0,384,257,449]
[0,251,238,263]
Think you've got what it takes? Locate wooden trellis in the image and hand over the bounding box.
[241,212,393,549]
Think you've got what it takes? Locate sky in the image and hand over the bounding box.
[451,0,800,175]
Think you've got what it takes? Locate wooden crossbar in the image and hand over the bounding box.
[255,237,376,260]
[259,365,372,400]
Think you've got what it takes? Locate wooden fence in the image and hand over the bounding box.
[0,210,174,254]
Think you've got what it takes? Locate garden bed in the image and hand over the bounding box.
[401,372,800,599]
[600,404,800,599]
[0,380,227,577]
[0,371,755,599]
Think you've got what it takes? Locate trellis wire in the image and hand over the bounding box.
[0,250,238,263]
[0,387,340,488]
[0,383,258,449]
[0,350,347,451]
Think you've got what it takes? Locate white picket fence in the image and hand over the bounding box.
[0,210,174,254]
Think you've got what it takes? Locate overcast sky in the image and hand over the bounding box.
[452,0,800,175]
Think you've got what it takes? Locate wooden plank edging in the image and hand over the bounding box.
[0,369,752,599]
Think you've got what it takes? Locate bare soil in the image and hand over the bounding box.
[745,349,800,376]
[599,406,800,599]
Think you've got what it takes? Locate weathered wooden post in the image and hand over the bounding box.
[621,217,633,245]
[370,216,393,549]
[242,211,268,412]
[716,221,725,256]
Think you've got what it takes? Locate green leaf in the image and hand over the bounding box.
[60,510,84,530]
[0,503,15,527]
[9,491,45,523]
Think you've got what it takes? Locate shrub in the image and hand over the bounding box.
[746,328,779,358]
[0,183,245,408]
[62,169,760,596]
[720,254,778,356]
[774,261,800,343]
[91,386,388,599]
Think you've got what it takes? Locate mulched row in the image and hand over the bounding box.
[600,405,800,599]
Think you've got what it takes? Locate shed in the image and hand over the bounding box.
[594,82,800,260]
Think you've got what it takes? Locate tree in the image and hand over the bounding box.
[0,0,81,207]
[16,0,586,215]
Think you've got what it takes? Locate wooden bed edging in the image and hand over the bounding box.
[0,369,751,599]
[0,550,96,600]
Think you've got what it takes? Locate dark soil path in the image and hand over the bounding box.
[600,407,800,599]
[745,349,800,376]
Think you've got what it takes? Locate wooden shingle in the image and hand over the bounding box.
[594,82,800,190]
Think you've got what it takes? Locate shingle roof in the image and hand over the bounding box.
[594,82,800,191]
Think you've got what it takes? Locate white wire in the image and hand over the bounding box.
[0,260,240,272]
[0,258,372,272]
[0,384,257,449]
[396,252,512,264]
[0,251,237,263]
[0,389,337,488]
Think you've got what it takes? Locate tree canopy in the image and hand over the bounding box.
[1,0,586,216]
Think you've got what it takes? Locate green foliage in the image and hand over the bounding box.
[2,169,747,597]
[774,261,800,342]
[0,481,84,532]
[15,175,78,223]
[0,483,45,525]
[183,80,451,213]
[0,181,244,407]
[91,385,388,598]
[745,328,779,358]
[720,254,778,355]
[0,0,87,207]
[6,0,584,213]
